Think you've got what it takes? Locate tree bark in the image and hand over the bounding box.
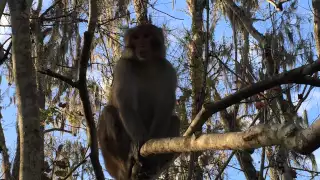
[313,0,320,56]
[8,0,42,179]
[186,0,206,178]
[12,120,20,179]
[0,117,12,180]
[133,0,148,24]
[0,0,6,20]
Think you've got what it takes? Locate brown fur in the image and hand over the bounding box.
[97,24,180,180]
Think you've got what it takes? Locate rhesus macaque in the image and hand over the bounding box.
[97,24,180,180]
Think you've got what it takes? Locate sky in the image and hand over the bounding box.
[0,0,320,179]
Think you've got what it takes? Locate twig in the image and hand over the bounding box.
[40,0,63,19]
[38,69,78,87]
[147,2,184,20]
[295,86,314,112]
[44,128,72,134]
[0,42,12,65]
[214,151,236,180]
[259,147,265,180]
[62,155,89,180]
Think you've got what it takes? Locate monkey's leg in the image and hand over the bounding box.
[168,114,181,137]
[153,114,180,165]
[98,105,132,180]
[136,115,180,179]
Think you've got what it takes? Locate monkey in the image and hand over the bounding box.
[97,24,180,180]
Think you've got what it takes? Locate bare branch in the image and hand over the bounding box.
[44,128,73,134]
[214,151,236,180]
[38,69,78,88]
[40,0,63,19]
[147,2,184,20]
[141,119,320,156]
[62,155,89,180]
[0,42,12,66]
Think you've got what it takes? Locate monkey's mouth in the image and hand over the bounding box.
[137,49,149,60]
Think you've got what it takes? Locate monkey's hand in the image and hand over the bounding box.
[130,141,143,163]
[130,139,148,179]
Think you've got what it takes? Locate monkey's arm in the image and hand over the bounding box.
[113,59,148,142]
[149,63,177,138]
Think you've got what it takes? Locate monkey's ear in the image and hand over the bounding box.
[154,27,165,47]
[124,28,135,47]
[156,27,165,40]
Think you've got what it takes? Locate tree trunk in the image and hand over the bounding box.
[8,0,42,179]
[186,0,205,179]
[313,0,320,56]
[31,3,46,176]
[133,0,148,24]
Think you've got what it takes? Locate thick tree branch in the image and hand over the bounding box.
[141,119,320,156]
[294,76,320,87]
[184,60,320,136]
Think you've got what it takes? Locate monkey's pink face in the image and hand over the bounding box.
[131,32,154,61]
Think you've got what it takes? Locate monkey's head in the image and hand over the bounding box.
[123,24,166,61]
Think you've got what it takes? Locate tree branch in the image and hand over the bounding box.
[38,69,78,88]
[62,155,89,180]
[44,128,72,134]
[75,0,104,178]
[184,59,320,136]
[224,0,265,44]
[39,0,63,19]
[0,42,12,66]
[141,119,320,156]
